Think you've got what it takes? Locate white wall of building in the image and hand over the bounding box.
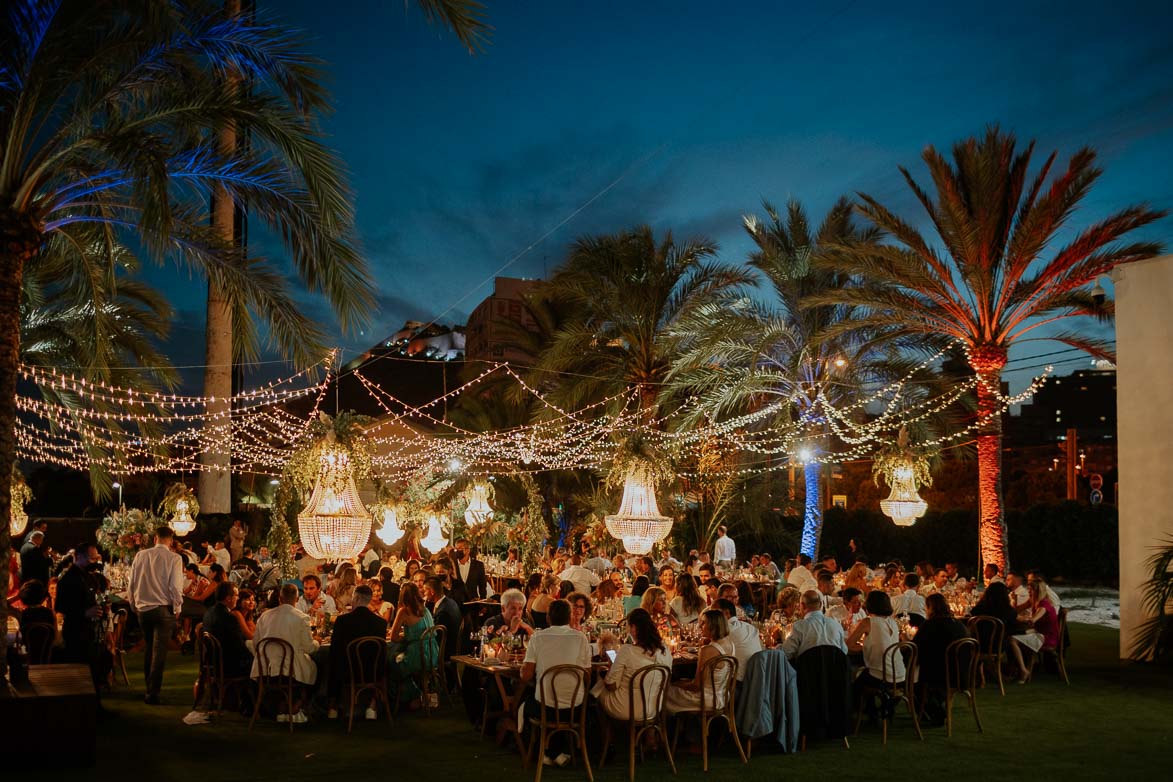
[1113,254,1173,659]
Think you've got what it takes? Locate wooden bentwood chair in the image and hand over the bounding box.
[194,631,249,712]
[346,636,394,733]
[1031,607,1071,685]
[249,637,299,732]
[527,664,593,782]
[670,654,747,772]
[919,637,983,738]
[967,615,1007,696]
[110,608,131,686]
[854,641,923,745]
[598,664,676,781]
[22,622,57,665]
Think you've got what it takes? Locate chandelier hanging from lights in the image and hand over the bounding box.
[605,461,673,555]
[161,483,199,537]
[874,427,932,527]
[375,505,403,546]
[464,482,493,527]
[10,469,32,537]
[420,511,449,552]
[298,446,372,561]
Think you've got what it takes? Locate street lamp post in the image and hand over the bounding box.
[112,481,123,507]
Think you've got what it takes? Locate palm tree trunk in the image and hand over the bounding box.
[0,215,38,678]
[198,0,241,514]
[800,461,823,558]
[972,349,1009,573]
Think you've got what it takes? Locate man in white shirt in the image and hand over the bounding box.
[361,546,381,576]
[210,541,231,571]
[827,587,867,629]
[760,553,782,581]
[581,545,612,577]
[521,599,591,767]
[655,549,682,571]
[1007,571,1030,609]
[253,584,319,722]
[894,573,927,624]
[558,554,601,596]
[782,590,848,659]
[816,571,840,613]
[128,526,184,704]
[712,598,762,681]
[713,525,736,567]
[945,562,968,590]
[787,554,818,594]
[983,563,1005,585]
[1027,570,1063,609]
[296,573,337,617]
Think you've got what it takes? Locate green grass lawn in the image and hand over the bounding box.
[93,624,1172,781]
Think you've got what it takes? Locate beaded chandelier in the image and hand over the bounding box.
[375,505,403,546]
[169,497,197,537]
[297,446,372,561]
[420,511,448,553]
[10,471,31,537]
[463,483,493,526]
[605,463,673,555]
[880,462,928,527]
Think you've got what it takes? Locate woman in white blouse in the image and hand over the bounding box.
[669,572,706,626]
[598,608,674,721]
[847,590,905,690]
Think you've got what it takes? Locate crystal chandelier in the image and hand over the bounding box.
[420,511,448,552]
[10,501,28,538]
[10,471,30,537]
[376,505,403,546]
[170,497,197,537]
[880,463,928,527]
[297,446,372,561]
[605,463,673,555]
[464,483,493,526]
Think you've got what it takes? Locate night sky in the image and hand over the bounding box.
[153,0,1173,392]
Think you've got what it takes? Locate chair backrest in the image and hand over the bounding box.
[536,664,589,725]
[346,636,388,687]
[23,622,56,664]
[256,637,296,679]
[419,623,443,671]
[1056,608,1069,659]
[198,631,224,680]
[968,616,1005,656]
[697,654,739,714]
[793,645,853,740]
[627,664,671,724]
[111,608,129,650]
[944,636,980,692]
[882,641,916,687]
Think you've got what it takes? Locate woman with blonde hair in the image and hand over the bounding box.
[640,586,678,629]
[657,567,678,603]
[664,609,735,714]
[772,586,802,621]
[329,563,358,612]
[844,562,870,593]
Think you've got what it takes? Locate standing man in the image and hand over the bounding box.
[714,525,737,568]
[55,542,112,690]
[19,530,52,586]
[449,538,487,604]
[128,526,184,705]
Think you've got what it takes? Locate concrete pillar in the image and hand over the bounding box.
[1113,255,1173,659]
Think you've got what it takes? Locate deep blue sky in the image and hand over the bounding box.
[157,0,1173,392]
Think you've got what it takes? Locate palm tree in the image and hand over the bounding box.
[813,127,1166,571]
[529,226,752,420]
[669,198,907,557]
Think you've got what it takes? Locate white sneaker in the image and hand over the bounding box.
[327,708,339,720]
[365,707,378,720]
[554,753,571,768]
[276,713,289,723]
[290,711,309,724]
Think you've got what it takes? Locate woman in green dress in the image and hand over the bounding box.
[388,582,437,709]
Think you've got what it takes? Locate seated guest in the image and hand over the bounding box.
[328,563,359,613]
[582,547,612,576]
[597,608,674,720]
[760,553,782,581]
[595,578,621,603]
[388,582,437,709]
[640,586,677,630]
[252,583,318,723]
[611,554,633,580]
[202,582,253,678]
[623,575,650,615]
[558,554,601,596]
[180,562,215,641]
[378,566,401,609]
[847,591,904,696]
[1008,579,1060,683]
[715,582,747,620]
[816,571,838,613]
[771,586,802,622]
[326,584,388,719]
[529,574,559,629]
[983,563,1004,585]
[17,580,55,637]
[485,588,536,638]
[914,593,971,723]
[670,571,707,626]
[827,587,866,630]
[843,562,870,593]
[558,579,576,599]
[787,554,818,593]
[233,588,258,640]
[735,579,757,619]
[713,598,762,681]
[883,564,903,591]
[567,591,593,634]
[367,579,395,622]
[945,562,967,590]
[665,609,735,714]
[932,569,950,592]
[1027,570,1063,609]
[782,590,848,659]
[520,599,591,768]
[296,574,336,617]
[894,573,927,626]
[403,560,422,584]
[423,577,462,660]
[971,581,1021,641]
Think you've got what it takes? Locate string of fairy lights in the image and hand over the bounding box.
[13,344,1055,480]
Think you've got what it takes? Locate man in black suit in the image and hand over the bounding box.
[448,538,487,605]
[326,585,388,720]
[424,576,462,664]
[55,543,112,691]
[20,530,52,585]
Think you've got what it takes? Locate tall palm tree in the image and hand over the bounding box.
[813,127,1166,571]
[669,198,906,557]
[529,226,752,420]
